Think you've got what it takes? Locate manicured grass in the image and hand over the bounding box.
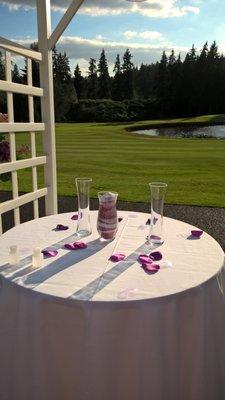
[1,114,225,207]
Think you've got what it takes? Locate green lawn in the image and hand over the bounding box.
[1,114,225,207]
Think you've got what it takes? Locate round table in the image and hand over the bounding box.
[0,211,224,400]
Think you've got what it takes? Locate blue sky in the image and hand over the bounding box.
[0,0,225,74]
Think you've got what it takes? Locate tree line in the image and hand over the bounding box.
[0,41,225,122]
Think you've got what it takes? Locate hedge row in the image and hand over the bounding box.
[65,99,161,123]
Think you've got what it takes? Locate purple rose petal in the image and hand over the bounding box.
[71,214,78,220]
[149,235,161,241]
[138,254,153,265]
[142,263,160,274]
[118,217,123,222]
[64,243,76,250]
[150,251,163,261]
[42,249,58,258]
[64,241,87,250]
[191,230,203,238]
[109,253,126,262]
[73,241,87,249]
[56,224,69,231]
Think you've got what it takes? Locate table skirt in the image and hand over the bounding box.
[1,267,225,400]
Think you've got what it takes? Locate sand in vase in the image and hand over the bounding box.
[97,192,118,240]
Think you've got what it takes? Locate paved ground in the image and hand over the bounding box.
[1,191,225,250]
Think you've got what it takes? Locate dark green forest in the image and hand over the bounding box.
[0,41,225,122]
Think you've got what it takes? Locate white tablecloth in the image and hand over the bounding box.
[0,211,224,400]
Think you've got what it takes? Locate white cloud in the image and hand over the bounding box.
[14,34,188,75]
[0,0,200,18]
[95,34,105,40]
[123,31,137,40]
[123,30,165,41]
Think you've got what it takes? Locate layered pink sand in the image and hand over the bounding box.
[97,192,118,240]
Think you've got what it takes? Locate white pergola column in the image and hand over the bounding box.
[37,0,57,215]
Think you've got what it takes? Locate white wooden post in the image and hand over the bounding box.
[36,0,58,215]
[27,58,39,219]
[6,51,20,226]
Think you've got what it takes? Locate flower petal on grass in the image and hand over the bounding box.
[109,253,126,262]
[42,250,58,257]
[56,224,69,231]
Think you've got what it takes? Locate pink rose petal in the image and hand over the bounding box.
[109,253,126,262]
[42,250,58,257]
[64,241,87,250]
[191,230,203,238]
[138,254,153,265]
[64,243,75,250]
[150,251,162,261]
[73,241,87,249]
[56,224,69,231]
[142,263,160,274]
[71,214,78,220]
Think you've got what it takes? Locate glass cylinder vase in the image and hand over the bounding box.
[97,191,118,241]
[75,177,92,237]
[148,182,167,245]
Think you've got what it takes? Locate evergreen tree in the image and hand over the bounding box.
[207,41,220,113]
[154,51,168,114]
[122,49,134,100]
[87,58,98,99]
[182,45,198,114]
[53,47,77,121]
[112,54,123,100]
[208,41,219,60]
[196,42,209,113]
[168,49,176,66]
[113,54,121,75]
[74,64,84,100]
[167,49,181,114]
[199,41,209,63]
[12,62,26,121]
[22,43,40,87]
[12,63,21,83]
[98,49,111,98]
[135,64,156,99]
[53,48,71,83]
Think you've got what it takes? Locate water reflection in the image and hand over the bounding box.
[134,125,225,139]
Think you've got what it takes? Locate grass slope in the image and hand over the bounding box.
[1,114,225,207]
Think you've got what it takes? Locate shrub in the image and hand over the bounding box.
[66,99,130,122]
[65,98,161,123]
[0,139,30,182]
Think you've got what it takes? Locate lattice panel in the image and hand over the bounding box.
[0,47,47,234]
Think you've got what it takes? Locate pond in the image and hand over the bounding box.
[134,125,225,139]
